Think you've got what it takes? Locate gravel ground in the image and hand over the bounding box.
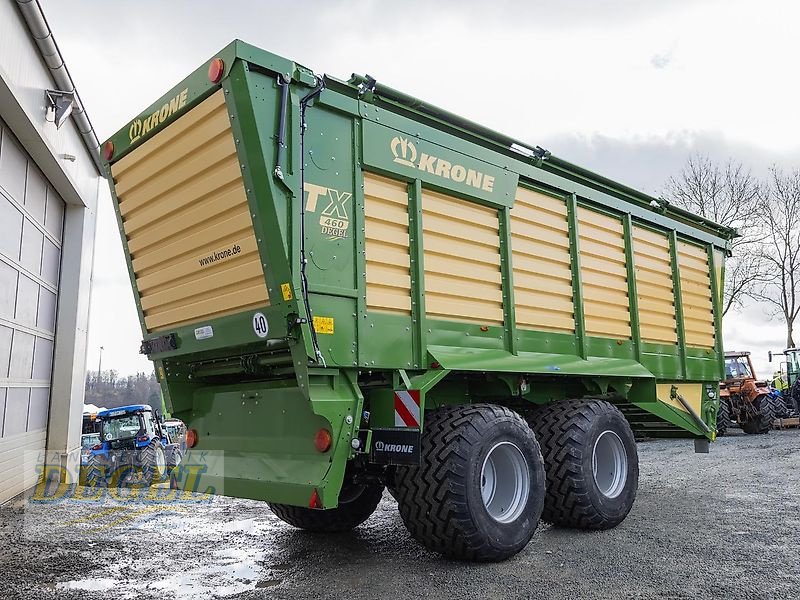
[1,428,799,600]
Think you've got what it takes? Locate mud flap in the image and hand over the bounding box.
[369,428,421,466]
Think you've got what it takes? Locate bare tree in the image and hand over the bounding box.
[753,167,800,347]
[663,154,766,315]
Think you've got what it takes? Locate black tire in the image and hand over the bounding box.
[772,393,789,419]
[392,404,546,562]
[741,394,777,434]
[139,441,168,485]
[716,398,731,436]
[791,380,800,415]
[526,399,639,530]
[165,446,182,470]
[269,482,384,532]
[81,454,108,487]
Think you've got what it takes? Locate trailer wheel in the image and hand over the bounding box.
[392,404,545,562]
[269,482,384,532]
[139,441,168,485]
[526,399,638,530]
[716,398,731,436]
[741,394,777,434]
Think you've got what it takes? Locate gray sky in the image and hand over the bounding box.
[39,0,800,377]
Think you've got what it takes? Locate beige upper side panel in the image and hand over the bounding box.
[422,189,503,325]
[632,226,678,344]
[364,173,412,314]
[577,207,631,339]
[677,240,715,349]
[111,90,269,332]
[510,187,575,333]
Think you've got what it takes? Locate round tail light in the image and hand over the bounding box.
[186,429,198,448]
[102,140,114,161]
[314,429,332,453]
[208,57,225,83]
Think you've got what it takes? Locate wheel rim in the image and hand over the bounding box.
[592,430,627,499]
[155,447,166,475]
[480,442,530,523]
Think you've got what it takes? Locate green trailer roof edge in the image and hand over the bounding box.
[347,74,737,244]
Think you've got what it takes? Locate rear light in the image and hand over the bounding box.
[91,444,103,451]
[102,140,114,161]
[186,429,198,448]
[208,57,225,83]
[314,429,332,453]
[137,435,149,443]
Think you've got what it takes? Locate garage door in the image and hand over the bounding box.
[0,119,63,503]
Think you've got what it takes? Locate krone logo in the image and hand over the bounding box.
[391,136,417,168]
[128,119,143,143]
[375,441,385,451]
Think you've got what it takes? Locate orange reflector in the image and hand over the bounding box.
[208,57,225,83]
[102,140,114,161]
[314,429,332,453]
[186,429,198,448]
[309,488,322,509]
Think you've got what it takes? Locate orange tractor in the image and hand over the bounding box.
[718,351,779,435]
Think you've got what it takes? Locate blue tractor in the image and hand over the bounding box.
[83,404,182,487]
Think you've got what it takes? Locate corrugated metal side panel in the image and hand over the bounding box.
[510,188,574,333]
[364,173,411,314]
[111,90,268,332]
[632,226,678,344]
[677,241,715,349]
[0,429,45,504]
[577,207,631,339]
[422,189,503,324]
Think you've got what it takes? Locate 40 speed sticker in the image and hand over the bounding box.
[252,312,269,338]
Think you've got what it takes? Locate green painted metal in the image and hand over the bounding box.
[623,214,642,362]
[101,40,736,510]
[409,179,426,369]
[669,231,689,378]
[566,193,587,359]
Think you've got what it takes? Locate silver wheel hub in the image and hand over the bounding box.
[592,430,627,498]
[480,442,530,523]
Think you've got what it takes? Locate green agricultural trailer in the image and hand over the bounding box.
[101,41,735,561]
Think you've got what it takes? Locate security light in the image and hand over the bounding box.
[45,90,75,129]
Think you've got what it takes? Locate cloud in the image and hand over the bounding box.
[36,0,800,374]
[650,52,673,69]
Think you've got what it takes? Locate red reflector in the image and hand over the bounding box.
[309,488,322,509]
[186,429,198,448]
[314,429,332,453]
[102,140,114,161]
[208,57,225,83]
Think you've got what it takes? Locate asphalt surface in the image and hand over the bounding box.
[1,428,799,600]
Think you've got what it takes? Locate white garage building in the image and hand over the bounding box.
[0,0,102,502]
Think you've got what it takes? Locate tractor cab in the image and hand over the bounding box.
[94,405,168,451]
[768,348,800,416]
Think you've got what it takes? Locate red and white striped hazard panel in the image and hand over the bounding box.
[394,390,421,427]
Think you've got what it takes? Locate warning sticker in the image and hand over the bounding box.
[280,283,293,301]
[312,316,334,334]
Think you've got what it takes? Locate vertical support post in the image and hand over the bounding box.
[669,232,688,379]
[707,246,725,379]
[498,206,517,354]
[623,214,641,361]
[409,179,426,369]
[566,193,587,359]
[353,119,367,367]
